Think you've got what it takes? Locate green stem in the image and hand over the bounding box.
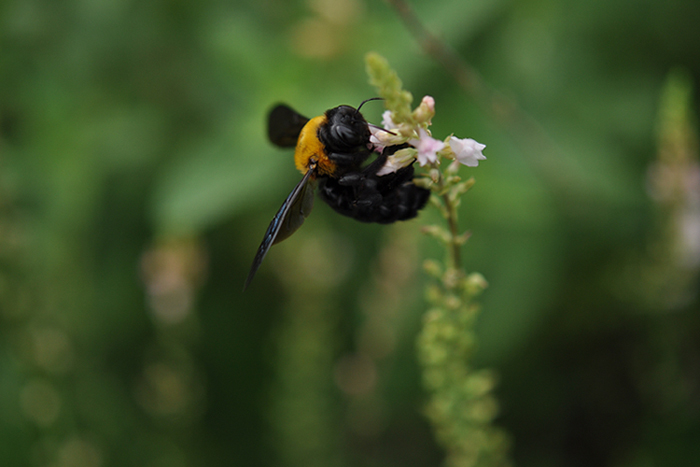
[433,171,462,273]
[441,192,461,271]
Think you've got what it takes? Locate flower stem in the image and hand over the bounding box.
[365,52,510,467]
[441,190,462,271]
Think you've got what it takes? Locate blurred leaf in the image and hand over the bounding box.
[148,112,284,237]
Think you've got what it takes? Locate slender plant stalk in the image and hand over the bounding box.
[440,185,462,270]
[366,52,511,467]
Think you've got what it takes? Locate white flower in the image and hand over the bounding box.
[369,125,405,151]
[376,148,417,176]
[369,110,406,152]
[410,128,444,166]
[381,110,398,130]
[449,136,486,167]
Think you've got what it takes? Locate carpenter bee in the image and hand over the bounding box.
[244,100,430,290]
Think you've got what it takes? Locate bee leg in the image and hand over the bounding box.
[337,172,365,186]
[352,178,382,207]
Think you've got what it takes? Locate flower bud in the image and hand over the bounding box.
[413,95,436,124]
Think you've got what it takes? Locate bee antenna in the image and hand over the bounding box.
[368,123,396,136]
[357,97,383,112]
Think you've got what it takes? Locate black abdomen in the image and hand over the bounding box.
[318,164,430,224]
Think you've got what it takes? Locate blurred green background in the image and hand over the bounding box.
[2,0,700,466]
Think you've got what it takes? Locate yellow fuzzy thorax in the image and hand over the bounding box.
[294,115,337,177]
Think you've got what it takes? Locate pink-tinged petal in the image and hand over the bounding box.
[413,96,436,124]
[449,136,486,167]
[410,128,444,166]
[382,110,398,130]
[421,95,435,112]
[369,125,406,152]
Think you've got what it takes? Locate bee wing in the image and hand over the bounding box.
[268,104,310,148]
[273,173,315,245]
[244,168,316,290]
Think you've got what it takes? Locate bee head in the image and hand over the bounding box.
[322,105,372,153]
